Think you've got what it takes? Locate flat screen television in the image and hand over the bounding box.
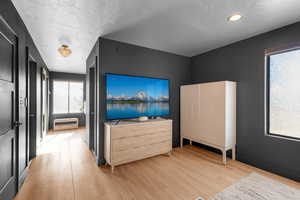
[106,74,170,120]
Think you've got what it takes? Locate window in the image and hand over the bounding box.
[53,80,84,114]
[69,82,84,113]
[53,81,69,114]
[267,48,300,140]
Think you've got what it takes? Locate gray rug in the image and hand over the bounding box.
[208,173,300,200]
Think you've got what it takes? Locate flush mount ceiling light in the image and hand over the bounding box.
[228,14,242,22]
[58,45,72,57]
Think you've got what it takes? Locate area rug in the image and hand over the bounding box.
[208,173,300,200]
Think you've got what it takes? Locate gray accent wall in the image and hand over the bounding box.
[191,22,300,182]
[49,72,86,129]
[86,38,191,165]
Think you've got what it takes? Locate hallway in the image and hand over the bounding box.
[14,129,300,200]
[14,128,105,200]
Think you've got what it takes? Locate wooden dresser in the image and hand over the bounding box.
[104,119,172,172]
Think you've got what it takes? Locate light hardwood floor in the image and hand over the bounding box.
[15,128,300,200]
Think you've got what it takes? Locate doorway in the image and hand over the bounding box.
[40,72,86,155]
[26,56,38,160]
[41,69,49,140]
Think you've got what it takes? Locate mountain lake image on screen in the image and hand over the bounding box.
[106,74,170,120]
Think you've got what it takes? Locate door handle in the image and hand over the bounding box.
[14,121,23,127]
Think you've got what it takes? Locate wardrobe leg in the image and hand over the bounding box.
[180,137,183,148]
[232,145,236,161]
[222,150,227,165]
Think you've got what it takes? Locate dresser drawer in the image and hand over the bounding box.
[112,141,171,165]
[112,130,171,152]
[111,121,171,139]
[104,119,173,171]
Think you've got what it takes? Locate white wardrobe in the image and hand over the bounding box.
[180,81,236,164]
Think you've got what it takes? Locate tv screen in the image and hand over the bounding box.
[106,74,170,120]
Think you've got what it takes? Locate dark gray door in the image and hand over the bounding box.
[29,61,37,160]
[89,67,96,152]
[0,17,18,200]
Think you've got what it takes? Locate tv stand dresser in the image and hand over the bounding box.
[104,118,172,172]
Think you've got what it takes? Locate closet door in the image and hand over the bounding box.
[198,82,226,147]
[180,84,200,140]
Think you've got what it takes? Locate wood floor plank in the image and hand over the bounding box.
[14,128,300,200]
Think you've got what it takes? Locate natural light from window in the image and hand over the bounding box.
[268,48,300,139]
[69,82,84,113]
[53,81,69,114]
[53,81,84,114]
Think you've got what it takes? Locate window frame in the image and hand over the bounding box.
[265,46,300,141]
[53,80,84,114]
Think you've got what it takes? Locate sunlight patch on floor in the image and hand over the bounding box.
[37,128,86,155]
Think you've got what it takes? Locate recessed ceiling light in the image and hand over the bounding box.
[228,14,242,22]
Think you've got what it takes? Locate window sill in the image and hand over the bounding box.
[53,113,85,115]
[265,133,300,142]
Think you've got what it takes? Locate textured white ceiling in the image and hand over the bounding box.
[12,0,300,73]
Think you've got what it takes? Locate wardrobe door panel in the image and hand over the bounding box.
[198,82,226,147]
[180,85,200,139]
